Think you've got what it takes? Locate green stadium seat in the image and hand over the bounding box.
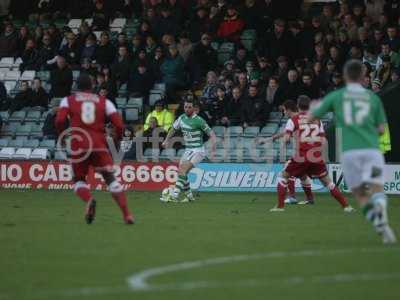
[39,139,56,150]
[116,97,127,108]
[126,97,143,111]
[0,111,9,122]
[212,126,225,137]
[160,149,176,160]
[15,124,32,136]
[30,148,49,160]
[72,70,80,80]
[1,123,18,137]
[125,108,139,123]
[218,42,235,65]
[30,124,44,138]
[8,111,26,122]
[54,151,68,160]
[37,71,50,81]
[226,126,243,137]
[240,29,257,51]
[143,148,160,160]
[149,93,162,106]
[8,139,24,148]
[243,126,260,137]
[25,111,42,122]
[0,147,15,159]
[13,148,32,160]
[24,139,40,148]
[269,112,283,122]
[0,138,9,148]
[259,124,279,137]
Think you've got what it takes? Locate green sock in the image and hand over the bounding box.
[175,175,187,193]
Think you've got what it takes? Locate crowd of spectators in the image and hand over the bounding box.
[1,0,400,137]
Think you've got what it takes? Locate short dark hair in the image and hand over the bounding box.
[282,100,298,112]
[344,59,363,82]
[297,95,311,111]
[77,74,92,91]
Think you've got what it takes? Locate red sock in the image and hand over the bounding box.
[111,192,131,217]
[288,177,295,198]
[301,184,314,201]
[329,184,348,208]
[277,179,287,208]
[74,182,93,203]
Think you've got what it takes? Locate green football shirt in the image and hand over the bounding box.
[312,83,387,152]
[173,114,212,149]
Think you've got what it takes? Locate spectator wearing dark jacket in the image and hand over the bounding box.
[50,56,73,98]
[20,39,39,71]
[0,23,19,58]
[94,32,116,67]
[281,69,301,101]
[128,64,155,98]
[60,32,81,68]
[241,85,270,127]
[92,0,110,31]
[111,46,131,88]
[37,34,57,70]
[188,6,212,42]
[209,86,229,126]
[31,78,49,109]
[0,81,8,110]
[9,81,33,112]
[155,5,179,39]
[298,71,321,99]
[80,34,97,63]
[259,19,293,61]
[191,33,218,82]
[265,77,285,110]
[224,86,244,126]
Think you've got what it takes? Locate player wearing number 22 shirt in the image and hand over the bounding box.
[270,96,354,213]
[55,74,134,225]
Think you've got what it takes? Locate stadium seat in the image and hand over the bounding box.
[8,138,24,148]
[25,111,42,122]
[240,29,257,51]
[118,84,128,96]
[153,83,166,91]
[72,70,80,81]
[30,124,44,138]
[212,126,225,137]
[143,148,160,160]
[226,126,243,137]
[218,42,235,65]
[126,97,143,111]
[0,147,15,159]
[259,124,279,137]
[110,18,127,28]
[0,68,8,80]
[0,138,9,148]
[23,139,40,148]
[8,111,26,122]
[243,126,260,137]
[149,93,162,106]
[0,111,9,122]
[225,137,244,149]
[30,148,49,160]
[93,31,102,40]
[13,57,23,68]
[269,112,283,122]
[15,124,32,136]
[37,71,50,81]
[0,57,13,68]
[50,98,62,108]
[160,148,176,160]
[177,148,185,157]
[54,151,67,160]
[20,70,36,81]
[39,139,56,150]
[125,108,139,123]
[68,19,83,28]
[13,148,32,160]
[5,70,21,81]
[116,97,127,108]
[4,81,16,94]
[1,123,18,137]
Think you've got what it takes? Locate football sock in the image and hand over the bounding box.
[109,181,131,217]
[74,181,93,203]
[362,193,389,233]
[288,177,296,198]
[328,183,348,208]
[300,177,314,201]
[174,175,187,198]
[277,178,288,208]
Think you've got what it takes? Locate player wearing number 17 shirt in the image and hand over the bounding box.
[270,96,354,213]
[55,74,134,225]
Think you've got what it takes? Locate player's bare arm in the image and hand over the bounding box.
[162,128,176,148]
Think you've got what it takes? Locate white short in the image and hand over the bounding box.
[180,148,206,166]
[342,149,385,190]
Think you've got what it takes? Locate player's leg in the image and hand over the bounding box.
[169,160,193,201]
[297,175,315,205]
[318,175,353,211]
[101,170,134,224]
[271,170,291,211]
[285,177,298,204]
[344,150,396,243]
[181,151,205,202]
[71,161,97,224]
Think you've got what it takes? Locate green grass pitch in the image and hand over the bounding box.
[1,190,400,300]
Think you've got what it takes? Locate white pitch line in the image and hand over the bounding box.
[127,247,400,291]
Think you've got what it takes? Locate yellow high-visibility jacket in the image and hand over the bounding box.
[380,124,391,154]
[144,109,174,132]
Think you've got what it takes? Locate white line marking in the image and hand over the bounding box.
[127,247,400,291]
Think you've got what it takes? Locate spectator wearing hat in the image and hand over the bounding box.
[160,44,186,102]
[50,55,73,98]
[191,33,217,82]
[374,54,393,87]
[372,78,382,92]
[144,100,174,132]
[128,63,155,99]
[217,4,245,42]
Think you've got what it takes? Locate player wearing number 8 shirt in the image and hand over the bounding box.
[309,60,396,244]
[270,96,354,213]
[55,74,134,225]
